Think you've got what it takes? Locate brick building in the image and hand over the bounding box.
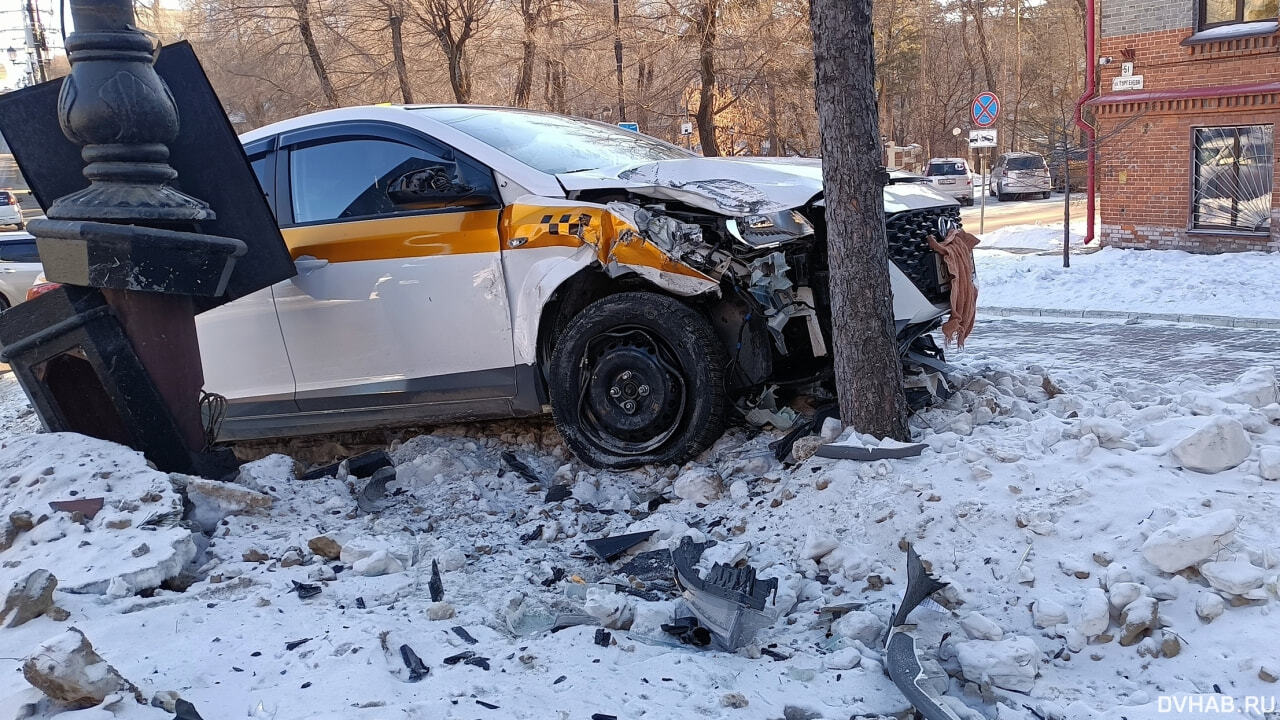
[1090,0,1278,252]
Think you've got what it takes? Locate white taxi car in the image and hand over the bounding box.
[197,106,963,468]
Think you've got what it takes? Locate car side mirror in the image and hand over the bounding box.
[387,163,475,207]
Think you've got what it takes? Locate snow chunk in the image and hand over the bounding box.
[1032,598,1069,628]
[955,636,1040,692]
[1,569,56,628]
[1260,446,1280,481]
[1214,366,1277,409]
[831,610,881,645]
[185,477,273,532]
[352,550,405,577]
[22,628,140,709]
[672,466,723,504]
[1077,588,1110,638]
[1198,560,1265,595]
[1196,592,1225,622]
[1141,510,1238,573]
[1170,417,1251,474]
[960,612,1005,641]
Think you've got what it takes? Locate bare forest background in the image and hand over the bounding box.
[134,0,1089,163]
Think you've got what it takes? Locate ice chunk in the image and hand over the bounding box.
[955,636,1040,692]
[1141,510,1238,573]
[1170,417,1251,474]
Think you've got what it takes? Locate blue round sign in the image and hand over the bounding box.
[972,92,1000,128]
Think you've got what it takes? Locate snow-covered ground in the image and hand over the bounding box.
[975,224,1280,319]
[2,338,1279,719]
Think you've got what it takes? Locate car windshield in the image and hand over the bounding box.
[1007,156,1047,171]
[926,162,966,176]
[415,107,694,175]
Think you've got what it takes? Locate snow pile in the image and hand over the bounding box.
[975,242,1280,319]
[0,363,1278,719]
[979,222,1081,251]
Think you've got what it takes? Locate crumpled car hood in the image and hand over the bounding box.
[557,156,957,217]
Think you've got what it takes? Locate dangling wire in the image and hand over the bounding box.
[199,390,228,451]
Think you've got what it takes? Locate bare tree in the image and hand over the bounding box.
[387,1,416,103]
[291,0,339,106]
[809,0,909,439]
[513,0,555,107]
[414,0,495,103]
[693,0,719,156]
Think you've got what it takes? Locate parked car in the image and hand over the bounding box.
[923,158,974,205]
[0,233,42,310]
[990,152,1051,201]
[175,105,962,468]
[0,190,24,230]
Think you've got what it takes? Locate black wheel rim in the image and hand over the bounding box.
[575,324,689,457]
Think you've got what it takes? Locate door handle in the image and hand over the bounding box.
[294,256,329,273]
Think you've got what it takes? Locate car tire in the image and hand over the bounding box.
[548,291,727,469]
[997,189,1009,202]
[1042,192,1051,200]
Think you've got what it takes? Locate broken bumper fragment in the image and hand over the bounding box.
[671,537,778,651]
[885,546,962,720]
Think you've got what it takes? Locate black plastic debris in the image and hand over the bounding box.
[476,700,500,710]
[585,530,658,563]
[429,560,444,602]
[618,549,674,585]
[451,626,478,645]
[761,647,790,662]
[285,638,311,651]
[671,537,778,650]
[661,617,712,647]
[553,675,567,685]
[520,524,545,543]
[399,644,429,682]
[173,699,204,720]
[291,581,321,599]
[885,545,962,720]
[541,567,567,587]
[356,466,399,513]
[591,714,618,720]
[464,655,491,671]
[593,628,612,647]
[355,597,366,610]
[501,451,543,485]
[550,614,597,632]
[769,404,838,462]
[544,484,572,503]
[302,449,392,481]
[443,650,475,665]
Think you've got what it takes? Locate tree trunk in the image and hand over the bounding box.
[613,0,626,121]
[694,0,719,156]
[439,37,472,103]
[809,0,910,440]
[389,10,414,104]
[292,0,338,107]
[513,1,537,107]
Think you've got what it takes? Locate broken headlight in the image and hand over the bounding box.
[725,210,814,249]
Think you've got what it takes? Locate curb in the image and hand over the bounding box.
[980,306,1280,330]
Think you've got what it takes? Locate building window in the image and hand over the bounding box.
[1199,0,1279,29]
[1192,125,1273,233]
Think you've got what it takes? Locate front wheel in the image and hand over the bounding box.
[548,292,727,469]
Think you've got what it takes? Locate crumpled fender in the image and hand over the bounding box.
[501,197,718,366]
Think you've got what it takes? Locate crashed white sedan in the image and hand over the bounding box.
[199,105,964,467]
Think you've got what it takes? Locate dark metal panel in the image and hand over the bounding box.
[0,41,295,311]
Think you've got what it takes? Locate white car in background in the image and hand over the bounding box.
[923,158,973,206]
[0,190,24,230]
[990,152,1052,201]
[181,105,963,468]
[0,233,43,310]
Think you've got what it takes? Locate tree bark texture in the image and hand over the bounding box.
[389,10,415,104]
[809,0,910,440]
[292,0,338,107]
[513,0,538,107]
[694,0,719,156]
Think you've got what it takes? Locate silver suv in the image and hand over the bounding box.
[923,158,974,206]
[990,152,1051,201]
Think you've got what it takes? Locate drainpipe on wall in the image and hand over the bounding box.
[1072,0,1098,245]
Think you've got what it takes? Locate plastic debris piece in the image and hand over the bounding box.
[541,567,567,587]
[48,497,105,520]
[173,699,204,720]
[671,537,778,651]
[356,466,398,513]
[545,484,572,503]
[520,524,545,543]
[451,626,478,645]
[292,581,321,599]
[476,700,499,710]
[285,638,311,651]
[592,714,618,720]
[593,629,612,647]
[443,651,475,665]
[816,440,928,461]
[585,530,658,562]
[399,644,429,682]
[464,655,491,671]
[302,449,391,480]
[501,451,543,485]
[551,614,598,632]
[553,675,567,685]
[355,597,366,609]
[661,616,711,647]
[885,545,961,720]
[761,647,790,661]
[429,560,444,602]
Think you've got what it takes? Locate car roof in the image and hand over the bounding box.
[999,151,1043,157]
[927,157,967,164]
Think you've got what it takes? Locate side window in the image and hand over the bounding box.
[287,137,498,225]
[0,241,40,263]
[249,152,272,206]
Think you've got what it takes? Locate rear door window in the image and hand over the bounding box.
[927,162,967,176]
[0,241,40,263]
[1007,156,1047,171]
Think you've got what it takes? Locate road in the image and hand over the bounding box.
[964,316,1280,385]
[960,193,1088,234]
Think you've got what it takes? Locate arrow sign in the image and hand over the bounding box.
[972,92,1000,128]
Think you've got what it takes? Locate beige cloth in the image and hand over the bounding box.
[927,228,980,348]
